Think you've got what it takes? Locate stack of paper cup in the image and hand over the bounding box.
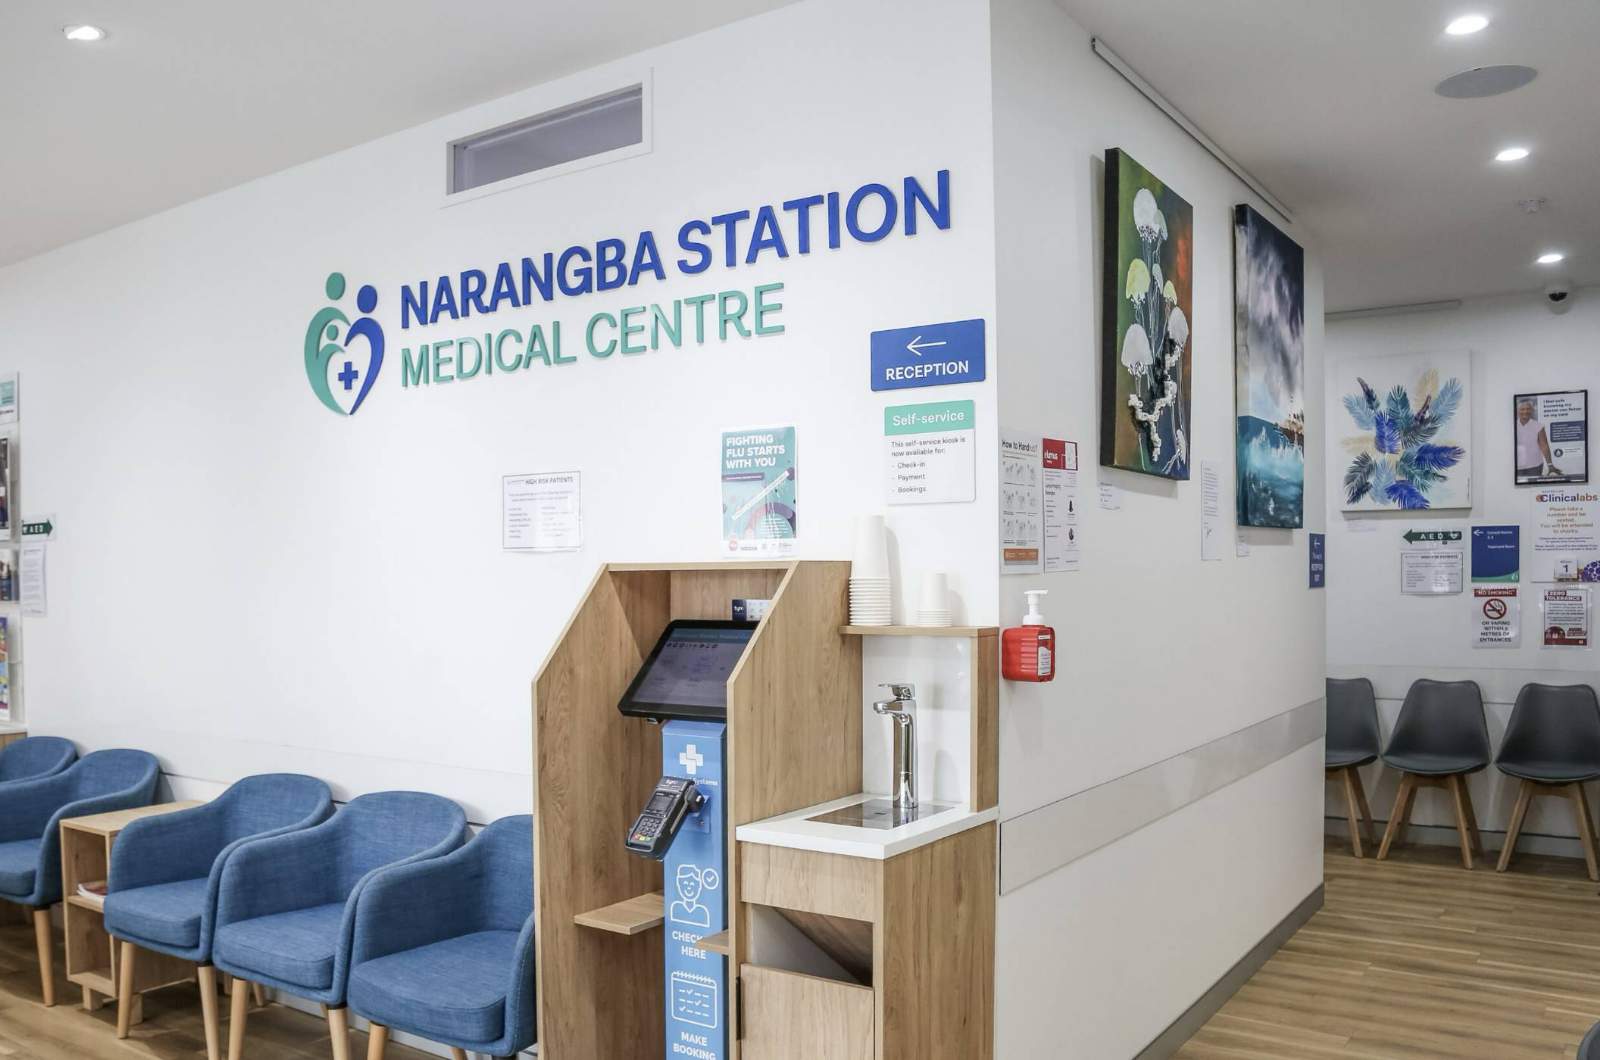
[917,571,952,627]
[850,515,892,625]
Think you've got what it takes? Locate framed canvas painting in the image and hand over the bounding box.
[1338,352,1471,510]
[1100,148,1193,480]
[1233,204,1305,528]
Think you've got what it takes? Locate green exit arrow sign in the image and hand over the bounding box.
[1403,529,1462,544]
[20,516,54,540]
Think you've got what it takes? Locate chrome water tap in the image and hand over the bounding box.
[873,683,918,811]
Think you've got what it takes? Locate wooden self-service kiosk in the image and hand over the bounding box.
[533,560,998,1059]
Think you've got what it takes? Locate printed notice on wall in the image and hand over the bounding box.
[1532,489,1600,582]
[1000,431,1043,574]
[0,374,17,428]
[1401,549,1464,595]
[1200,459,1223,562]
[884,401,975,505]
[721,427,798,556]
[1042,439,1080,573]
[1472,587,1520,648]
[502,472,581,552]
[19,543,44,618]
[1542,586,1590,648]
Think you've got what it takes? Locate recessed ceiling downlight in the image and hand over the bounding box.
[1446,14,1490,35]
[1495,146,1530,163]
[1537,252,1566,266]
[63,24,107,42]
[1435,65,1538,99]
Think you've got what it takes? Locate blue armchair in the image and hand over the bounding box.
[105,773,334,1058]
[0,748,160,1006]
[0,736,75,784]
[212,791,468,1060]
[349,815,534,1059]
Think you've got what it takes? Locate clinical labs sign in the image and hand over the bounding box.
[870,318,986,391]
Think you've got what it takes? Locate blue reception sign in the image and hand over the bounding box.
[1309,533,1326,589]
[870,318,986,391]
[1471,524,1520,583]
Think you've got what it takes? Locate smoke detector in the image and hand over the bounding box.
[1519,197,1548,215]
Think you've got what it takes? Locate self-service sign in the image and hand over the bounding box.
[870,318,986,391]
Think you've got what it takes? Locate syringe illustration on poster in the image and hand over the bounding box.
[721,427,797,556]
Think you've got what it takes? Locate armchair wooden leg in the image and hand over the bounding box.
[1570,782,1600,881]
[228,980,250,1060]
[31,907,54,1007]
[198,965,222,1060]
[116,940,137,1038]
[1498,778,1535,872]
[328,1005,351,1060]
[365,1023,389,1060]
[450,1049,468,1060]
[1447,775,1479,869]
[1337,767,1365,857]
[1378,774,1418,860]
[251,981,267,1008]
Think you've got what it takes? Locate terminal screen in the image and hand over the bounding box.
[618,621,756,721]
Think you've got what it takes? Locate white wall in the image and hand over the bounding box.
[988,0,1326,1055]
[1327,288,1600,842]
[0,0,999,821]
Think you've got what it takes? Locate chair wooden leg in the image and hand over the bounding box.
[1378,774,1417,860]
[1448,775,1476,869]
[1338,767,1365,857]
[251,981,267,1008]
[116,940,137,1037]
[365,1023,389,1060]
[197,965,222,1060]
[1353,770,1377,849]
[1464,778,1485,856]
[31,907,54,1007]
[328,1005,351,1060]
[228,980,250,1060]
[1570,782,1600,881]
[450,1049,468,1060]
[1498,778,1536,872]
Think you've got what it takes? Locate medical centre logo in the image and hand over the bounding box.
[304,272,385,416]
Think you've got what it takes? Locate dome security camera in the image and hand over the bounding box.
[1546,282,1574,315]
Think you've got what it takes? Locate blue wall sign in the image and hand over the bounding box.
[661,721,727,1060]
[1471,524,1520,583]
[870,318,986,391]
[1309,533,1326,589]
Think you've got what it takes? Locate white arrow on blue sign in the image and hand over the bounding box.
[870,318,986,392]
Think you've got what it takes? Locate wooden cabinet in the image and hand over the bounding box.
[741,966,874,1060]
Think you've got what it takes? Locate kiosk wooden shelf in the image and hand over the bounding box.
[533,560,996,1059]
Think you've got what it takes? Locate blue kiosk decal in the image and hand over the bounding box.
[662,721,727,1060]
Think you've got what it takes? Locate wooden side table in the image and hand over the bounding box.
[59,802,204,1019]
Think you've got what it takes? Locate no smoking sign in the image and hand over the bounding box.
[1483,598,1508,621]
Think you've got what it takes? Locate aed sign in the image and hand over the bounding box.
[869,318,986,392]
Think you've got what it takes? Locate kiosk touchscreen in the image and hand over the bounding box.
[617,620,751,1060]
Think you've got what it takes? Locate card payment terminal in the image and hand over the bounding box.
[625,776,705,860]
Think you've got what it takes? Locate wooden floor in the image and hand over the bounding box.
[1176,838,1600,1059]
[0,907,433,1059]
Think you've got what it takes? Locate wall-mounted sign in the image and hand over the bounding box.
[869,318,985,392]
[1515,390,1587,485]
[0,373,17,428]
[885,400,975,505]
[1042,439,1080,574]
[721,428,797,556]
[19,516,54,541]
[1470,524,1519,583]
[1403,528,1462,545]
[1531,489,1600,582]
[502,473,581,552]
[1542,586,1590,648]
[1309,533,1326,588]
[1000,430,1078,574]
[1473,586,1520,648]
[1401,549,1463,595]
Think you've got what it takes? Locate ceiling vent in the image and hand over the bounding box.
[1435,65,1538,99]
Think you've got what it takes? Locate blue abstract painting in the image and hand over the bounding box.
[1234,205,1305,528]
[1338,352,1472,511]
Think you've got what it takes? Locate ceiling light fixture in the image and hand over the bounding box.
[63,24,107,42]
[1495,146,1530,162]
[1446,14,1490,35]
[1537,252,1566,266]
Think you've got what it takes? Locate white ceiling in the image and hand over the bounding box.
[1054,0,1600,311]
[0,0,792,268]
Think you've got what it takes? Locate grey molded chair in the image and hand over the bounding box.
[1581,1019,1600,1059]
[1326,678,1382,857]
[1377,678,1491,868]
[1494,683,1600,880]
[0,736,76,785]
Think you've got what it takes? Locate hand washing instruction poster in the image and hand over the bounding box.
[721,427,797,556]
[999,430,1079,574]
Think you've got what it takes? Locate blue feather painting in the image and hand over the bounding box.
[1339,352,1471,511]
